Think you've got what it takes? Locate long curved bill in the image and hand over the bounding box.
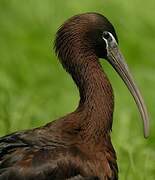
[103,32,149,138]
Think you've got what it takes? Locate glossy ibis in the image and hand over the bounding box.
[0,12,149,180]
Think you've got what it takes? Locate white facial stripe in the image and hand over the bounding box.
[102,36,108,49]
[102,32,117,49]
[108,32,117,43]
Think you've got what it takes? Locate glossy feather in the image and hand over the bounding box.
[0,13,119,180]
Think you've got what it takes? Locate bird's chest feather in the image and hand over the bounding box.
[89,155,117,179]
[64,145,118,180]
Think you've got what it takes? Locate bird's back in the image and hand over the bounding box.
[0,116,117,180]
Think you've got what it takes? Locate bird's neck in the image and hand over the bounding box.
[67,55,114,141]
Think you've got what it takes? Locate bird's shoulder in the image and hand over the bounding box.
[0,115,117,180]
[0,117,92,179]
[0,134,98,180]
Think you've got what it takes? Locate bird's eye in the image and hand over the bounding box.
[102,31,117,49]
[102,31,110,39]
[102,31,113,42]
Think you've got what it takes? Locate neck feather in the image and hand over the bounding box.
[63,52,114,140]
[55,28,114,140]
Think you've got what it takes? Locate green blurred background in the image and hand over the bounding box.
[0,0,154,179]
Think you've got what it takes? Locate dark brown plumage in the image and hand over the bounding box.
[0,12,149,180]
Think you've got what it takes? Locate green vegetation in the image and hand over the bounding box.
[0,0,154,179]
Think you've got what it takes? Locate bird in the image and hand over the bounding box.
[0,12,149,180]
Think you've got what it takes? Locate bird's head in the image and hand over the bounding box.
[55,12,118,60]
[55,12,149,138]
